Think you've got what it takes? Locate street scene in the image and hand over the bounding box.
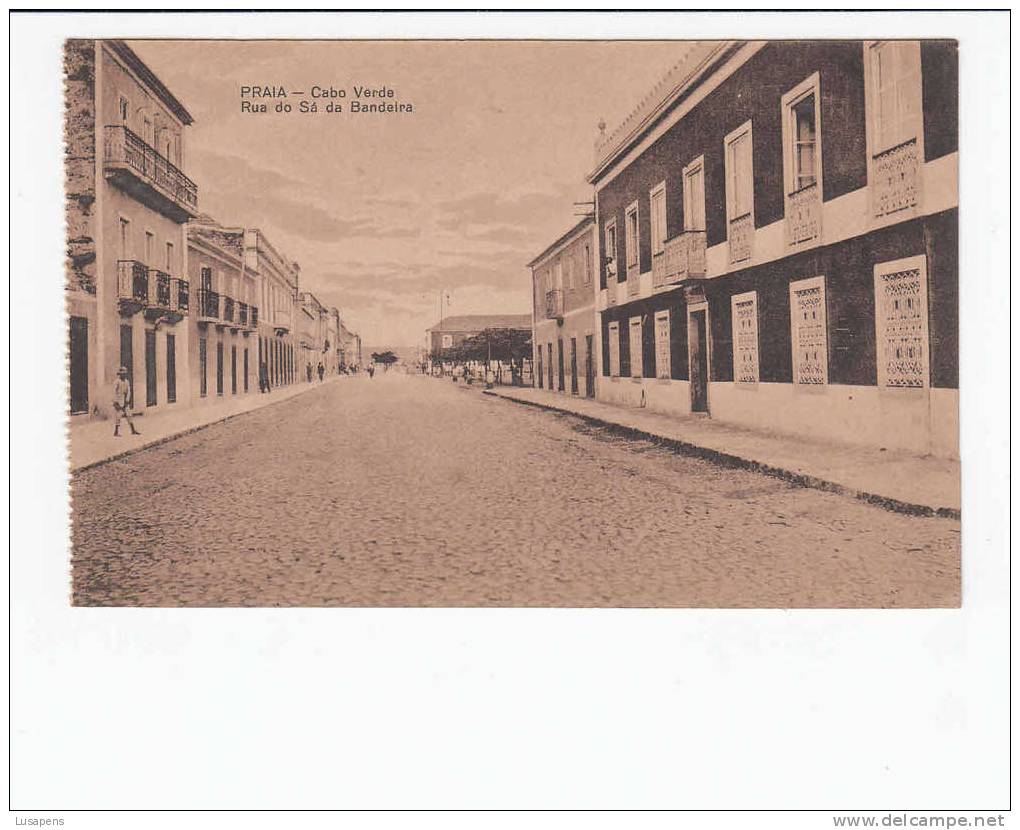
[65,39,960,607]
[71,373,960,607]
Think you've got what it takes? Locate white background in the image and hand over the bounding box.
[6,10,1011,826]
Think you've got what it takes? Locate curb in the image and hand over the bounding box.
[483,390,961,520]
[71,380,341,475]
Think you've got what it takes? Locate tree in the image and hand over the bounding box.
[371,350,399,367]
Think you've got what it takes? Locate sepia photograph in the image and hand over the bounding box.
[9,9,1010,821]
[65,36,961,607]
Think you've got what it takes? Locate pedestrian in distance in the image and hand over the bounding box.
[112,366,140,437]
[317,362,325,382]
[306,363,313,383]
[259,360,269,393]
[368,365,375,379]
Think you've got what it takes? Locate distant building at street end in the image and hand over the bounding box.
[529,217,597,398]
[589,40,958,458]
[426,314,532,356]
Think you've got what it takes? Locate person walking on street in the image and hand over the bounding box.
[317,362,325,382]
[367,364,375,379]
[112,367,140,437]
[259,360,269,393]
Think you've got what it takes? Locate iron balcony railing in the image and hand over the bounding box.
[222,296,235,324]
[250,305,259,328]
[197,288,220,321]
[545,288,564,319]
[238,302,249,327]
[148,269,172,309]
[103,125,198,213]
[176,279,190,313]
[116,260,148,308]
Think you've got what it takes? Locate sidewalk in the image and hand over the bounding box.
[70,374,357,473]
[484,386,961,518]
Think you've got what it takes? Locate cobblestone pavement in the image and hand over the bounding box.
[71,373,961,607]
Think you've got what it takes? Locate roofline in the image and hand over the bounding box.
[187,230,243,268]
[586,41,741,186]
[107,40,194,126]
[527,217,594,269]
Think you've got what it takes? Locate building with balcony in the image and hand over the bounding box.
[65,39,199,418]
[245,229,300,390]
[297,291,329,382]
[589,40,958,457]
[338,320,361,370]
[529,218,597,398]
[186,216,258,404]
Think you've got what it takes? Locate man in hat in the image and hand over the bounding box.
[112,366,140,437]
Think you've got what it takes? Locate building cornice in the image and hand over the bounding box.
[527,217,594,270]
[106,40,194,126]
[587,41,755,186]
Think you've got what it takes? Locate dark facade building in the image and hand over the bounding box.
[529,218,598,398]
[589,40,958,457]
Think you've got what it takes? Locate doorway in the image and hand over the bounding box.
[119,324,134,409]
[69,316,89,414]
[584,334,595,398]
[688,307,709,413]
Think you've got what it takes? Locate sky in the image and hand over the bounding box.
[131,40,685,348]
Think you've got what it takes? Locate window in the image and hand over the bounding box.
[604,219,619,283]
[874,255,929,389]
[867,41,922,154]
[608,321,620,377]
[654,310,671,380]
[629,316,643,379]
[725,122,754,263]
[555,258,564,292]
[865,41,923,217]
[731,291,759,385]
[118,96,130,123]
[683,157,706,231]
[583,243,592,285]
[782,74,821,194]
[725,123,754,221]
[144,231,154,265]
[119,217,131,259]
[624,202,639,269]
[442,334,452,349]
[650,182,667,255]
[789,276,828,385]
[165,241,174,271]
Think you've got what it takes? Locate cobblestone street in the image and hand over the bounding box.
[71,374,961,607]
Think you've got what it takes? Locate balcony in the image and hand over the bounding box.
[605,274,618,307]
[728,212,754,264]
[873,137,919,217]
[786,182,821,246]
[144,269,172,320]
[103,125,199,222]
[116,260,148,314]
[250,305,259,329]
[657,230,707,288]
[176,279,190,314]
[197,288,220,324]
[544,289,564,320]
[238,301,249,327]
[626,259,640,297]
[222,296,239,329]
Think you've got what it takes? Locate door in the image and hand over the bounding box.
[547,343,553,390]
[557,339,565,392]
[689,309,709,413]
[231,344,237,394]
[199,337,208,397]
[119,324,134,408]
[537,347,543,389]
[244,347,249,393]
[216,341,224,395]
[69,316,89,414]
[569,337,578,394]
[145,329,157,407]
[585,334,595,398]
[166,333,177,403]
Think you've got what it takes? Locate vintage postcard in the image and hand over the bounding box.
[63,37,962,608]
[9,9,1011,821]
